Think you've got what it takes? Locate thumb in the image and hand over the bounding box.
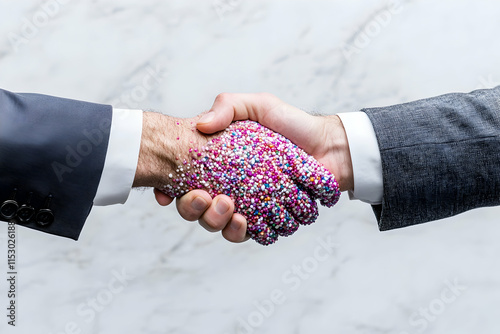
[153,188,174,206]
[197,93,277,134]
[196,93,242,134]
[196,92,316,144]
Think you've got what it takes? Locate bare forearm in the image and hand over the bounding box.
[133,112,215,189]
[133,112,180,188]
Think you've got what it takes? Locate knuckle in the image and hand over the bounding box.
[181,211,199,222]
[200,217,225,232]
[222,230,238,243]
[257,92,275,99]
[256,92,279,102]
[176,200,192,219]
[216,92,232,103]
[178,207,198,221]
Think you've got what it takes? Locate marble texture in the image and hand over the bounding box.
[1,0,500,333]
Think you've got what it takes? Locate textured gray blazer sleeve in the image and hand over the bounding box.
[0,88,112,239]
[363,86,500,231]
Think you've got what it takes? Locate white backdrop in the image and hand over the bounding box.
[1,1,500,333]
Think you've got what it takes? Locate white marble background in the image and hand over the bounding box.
[1,0,500,333]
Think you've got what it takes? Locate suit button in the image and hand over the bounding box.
[0,200,19,220]
[17,192,34,223]
[17,205,34,223]
[37,195,54,226]
[36,209,54,226]
[1,189,19,220]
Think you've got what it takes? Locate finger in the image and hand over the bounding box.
[274,209,300,237]
[198,195,235,232]
[175,190,212,221]
[285,185,319,225]
[246,216,279,245]
[196,93,283,134]
[196,93,260,134]
[153,188,174,206]
[259,196,300,237]
[288,149,341,207]
[221,213,250,243]
[198,93,321,153]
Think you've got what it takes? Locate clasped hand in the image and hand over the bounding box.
[133,93,353,245]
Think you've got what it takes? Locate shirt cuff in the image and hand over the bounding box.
[337,112,383,205]
[94,108,143,206]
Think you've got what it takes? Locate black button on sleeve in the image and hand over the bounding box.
[17,205,35,223]
[36,209,54,226]
[0,200,19,220]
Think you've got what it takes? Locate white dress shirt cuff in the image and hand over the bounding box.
[337,112,383,205]
[94,109,143,206]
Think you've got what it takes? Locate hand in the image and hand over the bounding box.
[156,120,340,245]
[134,112,243,242]
[155,93,353,242]
[133,112,214,189]
[133,111,341,245]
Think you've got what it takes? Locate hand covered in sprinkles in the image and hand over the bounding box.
[159,120,340,245]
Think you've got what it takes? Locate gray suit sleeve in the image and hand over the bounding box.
[363,86,500,231]
[0,88,112,239]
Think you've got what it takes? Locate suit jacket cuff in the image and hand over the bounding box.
[363,86,500,231]
[0,89,112,240]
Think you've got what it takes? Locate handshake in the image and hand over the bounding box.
[133,93,353,245]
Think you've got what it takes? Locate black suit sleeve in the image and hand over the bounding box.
[363,86,500,230]
[0,88,112,240]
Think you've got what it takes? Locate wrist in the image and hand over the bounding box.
[323,115,354,192]
[133,112,177,188]
[133,112,213,189]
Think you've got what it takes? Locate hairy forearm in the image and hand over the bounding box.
[133,112,214,188]
[133,112,179,188]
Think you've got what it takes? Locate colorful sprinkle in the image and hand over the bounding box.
[161,121,340,245]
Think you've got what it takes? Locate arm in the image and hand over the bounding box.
[0,88,112,239]
[0,89,220,240]
[364,86,500,230]
[174,87,500,241]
